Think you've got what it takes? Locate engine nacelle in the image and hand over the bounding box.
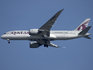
[29,29,39,35]
[29,41,41,48]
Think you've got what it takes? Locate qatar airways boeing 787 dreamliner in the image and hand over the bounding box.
[1,9,91,48]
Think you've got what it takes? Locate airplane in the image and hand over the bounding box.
[1,9,91,48]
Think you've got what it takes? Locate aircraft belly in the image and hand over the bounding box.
[3,34,30,40]
[54,34,78,40]
[67,34,78,39]
[54,34,67,40]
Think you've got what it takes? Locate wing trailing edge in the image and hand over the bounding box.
[48,43,60,48]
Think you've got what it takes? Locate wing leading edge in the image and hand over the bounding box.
[37,9,64,37]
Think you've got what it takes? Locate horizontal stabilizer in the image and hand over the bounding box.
[84,36,91,39]
[78,26,91,35]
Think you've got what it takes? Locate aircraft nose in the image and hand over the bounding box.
[1,35,4,39]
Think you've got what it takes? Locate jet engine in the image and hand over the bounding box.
[29,41,42,48]
[29,29,39,35]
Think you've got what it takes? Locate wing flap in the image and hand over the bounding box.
[48,43,60,48]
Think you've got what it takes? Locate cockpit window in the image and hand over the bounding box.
[4,31,11,34]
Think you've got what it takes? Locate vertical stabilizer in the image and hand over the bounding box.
[74,18,91,31]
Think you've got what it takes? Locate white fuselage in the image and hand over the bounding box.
[1,30,89,41]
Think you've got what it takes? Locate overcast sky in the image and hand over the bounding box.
[0,0,93,70]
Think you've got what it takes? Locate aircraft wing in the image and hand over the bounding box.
[37,40,60,48]
[39,9,64,31]
[36,9,64,37]
[33,9,64,48]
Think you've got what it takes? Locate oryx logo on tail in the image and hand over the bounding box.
[74,18,90,31]
[77,20,89,31]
